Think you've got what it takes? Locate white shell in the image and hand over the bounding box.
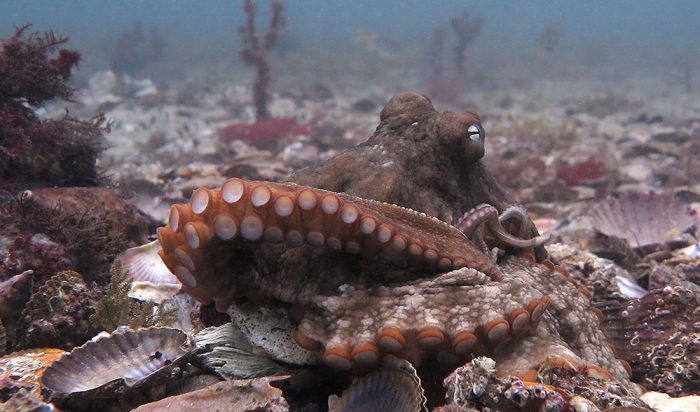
[42,328,191,400]
[589,192,698,250]
[329,355,426,412]
[118,241,181,285]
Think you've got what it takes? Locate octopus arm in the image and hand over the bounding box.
[157,178,502,309]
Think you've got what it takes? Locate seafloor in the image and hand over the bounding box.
[0,25,699,412]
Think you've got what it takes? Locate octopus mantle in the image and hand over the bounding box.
[155,93,637,394]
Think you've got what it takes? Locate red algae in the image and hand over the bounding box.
[555,155,607,186]
[219,117,311,144]
[0,26,108,190]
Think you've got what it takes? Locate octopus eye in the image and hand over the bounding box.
[468,124,482,142]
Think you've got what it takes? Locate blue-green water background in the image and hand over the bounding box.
[2,0,699,80]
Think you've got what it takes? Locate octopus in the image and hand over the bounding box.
[154,93,639,398]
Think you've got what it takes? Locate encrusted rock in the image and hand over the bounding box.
[131,378,289,412]
[596,286,700,396]
[0,348,67,398]
[14,271,101,351]
[546,243,645,301]
[0,271,33,349]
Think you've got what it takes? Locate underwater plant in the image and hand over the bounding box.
[89,260,177,333]
[537,23,563,53]
[450,11,483,76]
[239,0,285,121]
[108,21,165,75]
[428,25,446,79]
[0,26,109,191]
[424,13,482,104]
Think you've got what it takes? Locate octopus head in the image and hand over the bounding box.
[434,109,485,163]
[378,92,434,121]
[377,92,486,164]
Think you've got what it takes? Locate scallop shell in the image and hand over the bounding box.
[118,240,181,285]
[329,355,426,412]
[41,328,192,405]
[589,192,698,251]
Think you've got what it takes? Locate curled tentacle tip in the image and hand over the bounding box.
[532,233,551,246]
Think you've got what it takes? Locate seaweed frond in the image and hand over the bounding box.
[89,260,130,331]
[90,259,178,332]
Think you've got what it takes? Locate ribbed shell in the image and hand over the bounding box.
[41,328,190,395]
[118,240,180,285]
[589,192,698,250]
[329,355,426,412]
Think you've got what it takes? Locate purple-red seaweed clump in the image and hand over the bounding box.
[0,26,109,191]
[0,27,149,291]
[219,117,311,145]
[555,155,607,186]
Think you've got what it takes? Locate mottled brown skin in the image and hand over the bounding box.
[292,93,544,260]
[157,93,639,399]
[158,180,552,373]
